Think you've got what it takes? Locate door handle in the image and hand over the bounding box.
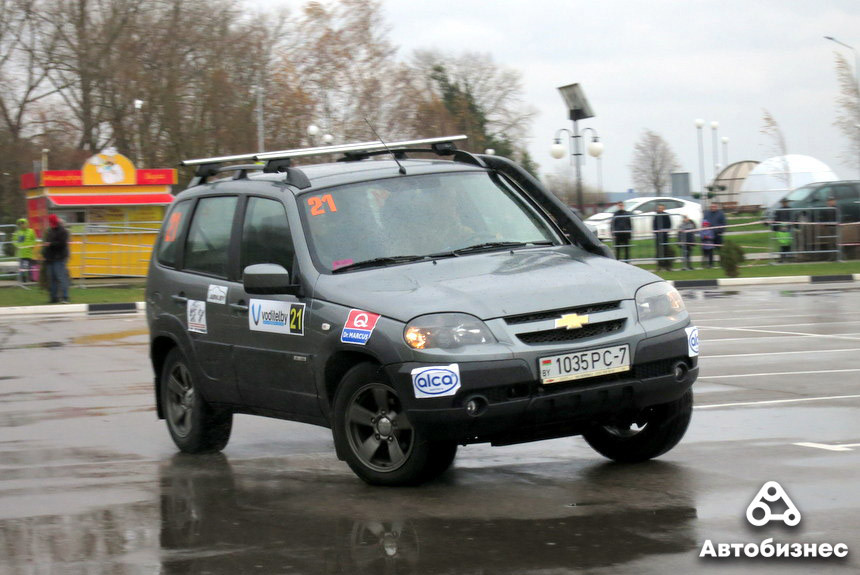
[171,293,188,305]
[230,302,249,313]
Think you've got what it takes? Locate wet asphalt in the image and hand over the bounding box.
[0,282,859,574]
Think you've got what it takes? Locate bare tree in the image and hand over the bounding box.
[629,130,679,195]
[833,53,860,177]
[760,109,791,189]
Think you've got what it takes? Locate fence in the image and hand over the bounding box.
[0,222,161,286]
[596,210,858,268]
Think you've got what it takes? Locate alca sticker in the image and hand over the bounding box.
[207,284,227,304]
[187,299,207,334]
[412,364,461,398]
[685,326,699,357]
[340,309,381,345]
[249,299,305,335]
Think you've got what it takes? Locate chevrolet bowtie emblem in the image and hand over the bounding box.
[555,313,590,330]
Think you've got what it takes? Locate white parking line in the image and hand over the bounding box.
[698,368,860,379]
[794,442,860,452]
[694,394,860,409]
[698,312,860,322]
[701,348,860,359]
[697,326,860,342]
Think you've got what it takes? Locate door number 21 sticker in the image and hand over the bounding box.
[249,299,305,335]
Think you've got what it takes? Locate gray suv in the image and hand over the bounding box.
[146,136,699,486]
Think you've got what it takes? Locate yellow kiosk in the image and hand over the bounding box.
[21,150,176,278]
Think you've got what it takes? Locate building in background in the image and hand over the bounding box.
[737,155,838,208]
[20,150,175,278]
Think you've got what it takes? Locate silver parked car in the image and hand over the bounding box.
[146,136,699,486]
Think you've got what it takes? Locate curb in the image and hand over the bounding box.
[0,301,145,317]
[672,273,860,289]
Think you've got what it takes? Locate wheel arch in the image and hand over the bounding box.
[151,335,179,419]
[323,350,383,408]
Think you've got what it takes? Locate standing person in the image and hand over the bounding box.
[704,202,727,262]
[678,216,697,270]
[610,201,633,262]
[653,203,672,270]
[12,218,37,282]
[42,214,70,303]
[700,221,715,268]
[772,198,794,262]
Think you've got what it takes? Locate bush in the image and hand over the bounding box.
[720,239,745,277]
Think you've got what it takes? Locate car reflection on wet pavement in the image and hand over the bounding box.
[1,283,859,573]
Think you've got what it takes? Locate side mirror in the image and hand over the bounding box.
[243,263,300,295]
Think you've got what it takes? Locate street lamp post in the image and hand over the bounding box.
[721,136,729,167]
[549,83,598,212]
[694,119,705,199]
[825,36,860,178]
[133,99,144,167]
[551,127,603,208]
[710,121,720,177]
[307,124,334,146]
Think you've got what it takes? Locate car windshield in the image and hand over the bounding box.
[301,172,559,272]
[785,186,814,201]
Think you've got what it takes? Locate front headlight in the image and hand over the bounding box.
[404,313,497,350]
[636,282,686,324]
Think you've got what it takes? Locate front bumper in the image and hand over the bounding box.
[384,328,697,446]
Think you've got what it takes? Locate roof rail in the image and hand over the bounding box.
[180,135,468,167]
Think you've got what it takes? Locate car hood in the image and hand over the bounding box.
[313,246,659,322]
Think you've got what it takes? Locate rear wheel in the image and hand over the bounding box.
[333,363,456,486]
[161,348,233,453]
[583,390,693,463]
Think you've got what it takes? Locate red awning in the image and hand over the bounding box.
[47,193,174,207]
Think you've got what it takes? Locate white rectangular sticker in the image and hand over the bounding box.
[207,284,228,304]
[249,299,305,335]
[187,299,207,334]
[685,326,699,357]
[412,364,461,398]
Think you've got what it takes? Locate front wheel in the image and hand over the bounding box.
[332,363,456,486]
[583,390,693,463]
[161,347,233,453]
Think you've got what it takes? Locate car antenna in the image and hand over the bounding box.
[365,118,406,175]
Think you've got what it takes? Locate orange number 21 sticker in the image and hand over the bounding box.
[307,194,337,216]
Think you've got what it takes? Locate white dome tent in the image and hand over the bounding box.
[738,155,839,207]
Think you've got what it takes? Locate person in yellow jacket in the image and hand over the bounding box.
[13,218,37,282]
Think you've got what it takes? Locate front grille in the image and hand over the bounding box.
[504,301,622,325]
[516,319,626,345]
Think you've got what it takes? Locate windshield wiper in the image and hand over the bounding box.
[452,240,554,255]
[331,255,427,273]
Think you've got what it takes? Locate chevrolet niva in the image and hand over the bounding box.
[146,136,699,486]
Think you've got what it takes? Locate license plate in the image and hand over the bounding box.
[539,344,630,384]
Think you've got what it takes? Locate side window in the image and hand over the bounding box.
[241,197,294,275]
[184,196,238,277]
[635,201,656,213]
[663,200,683,210]
[157,200,192,268]
[835,185,856,200]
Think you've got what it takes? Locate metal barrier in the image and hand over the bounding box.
[73,222,161,283]
[767,206,842,262]
[597,209,856,268]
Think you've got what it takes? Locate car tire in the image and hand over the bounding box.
[161,347,233,453]
[332,362,453,486]
[583,390,693,463]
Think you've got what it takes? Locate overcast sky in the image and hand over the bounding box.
[259,1,860,194]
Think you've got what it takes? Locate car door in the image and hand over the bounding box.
[227,196,319,417]
[167,195,242,405]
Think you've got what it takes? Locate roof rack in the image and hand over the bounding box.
[181,135,467,167]
[179,135,469,189]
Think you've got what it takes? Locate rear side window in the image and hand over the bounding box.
[835,185,858,200]
[157,200,192,268]
[184,196,238,277]
[241,197,294,276]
